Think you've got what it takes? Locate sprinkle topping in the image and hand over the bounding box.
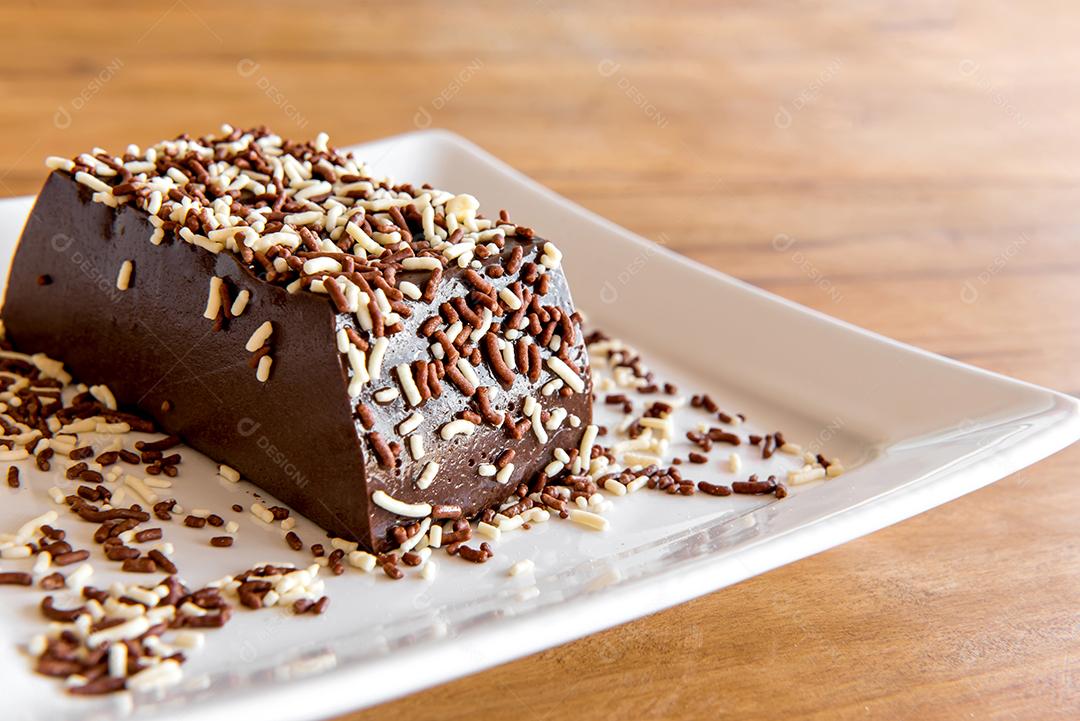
[371,489,431,518]
[47,127,536,301]
[115,260,133,291]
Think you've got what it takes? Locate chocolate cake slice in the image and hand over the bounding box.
[2,127,593,551]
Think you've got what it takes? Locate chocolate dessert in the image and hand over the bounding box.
[2,127,593,551]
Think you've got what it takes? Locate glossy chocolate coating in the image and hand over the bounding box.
[3,172,592,550]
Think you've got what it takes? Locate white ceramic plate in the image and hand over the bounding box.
[1,130,1078,721]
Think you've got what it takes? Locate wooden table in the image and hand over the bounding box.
[2,1,1077,718]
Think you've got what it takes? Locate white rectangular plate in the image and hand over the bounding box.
[1,130,1078,721]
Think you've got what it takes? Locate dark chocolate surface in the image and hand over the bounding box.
[3,172,592,550]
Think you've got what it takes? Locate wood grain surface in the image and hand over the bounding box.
[1,1,1077,718]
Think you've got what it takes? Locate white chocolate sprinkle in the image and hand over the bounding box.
[456,357,480,388]
[498,287,522,310]
[74,171,112,194]
[116,260,133,291]
[372,490,431,517]
[90,384,117,410]
[347,346,370,397]
[250,502,274,524]
[256,355,273,382]
[574,424,598,474]
[440,419,476,440]
[401,256,442,271]
[789,466,827,485]
[396,363,422,406]
[66,563,94,590]
[15,510,57,544]
[330,537,359,553]
[124,475,158,505]
[398,412,424,435]
[127,659,182,692]
[603,478,627,496]
[509,559,535,577]
[108,642,128,678]
[345,221,383,257]
[495,463,515,485]
[230,289,251,316]
[245,320,273,352]
[45,156,76,172]
[367,337,389,380]
[568,508,609,531]
[428,524,443,549]
[88,616,150,648]
[0,545,31,559]
[409,434,425,461]
[302,256,341,275]
[546,356,585,393]
[416,461,439,490]
[398,518,431,553]
[348,550,378,572]
[373,386,399,403]
[203,277,224,320]
[545,407,567,431]
[780,442,803,456]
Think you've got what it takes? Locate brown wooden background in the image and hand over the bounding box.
[1,1,1077,718]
